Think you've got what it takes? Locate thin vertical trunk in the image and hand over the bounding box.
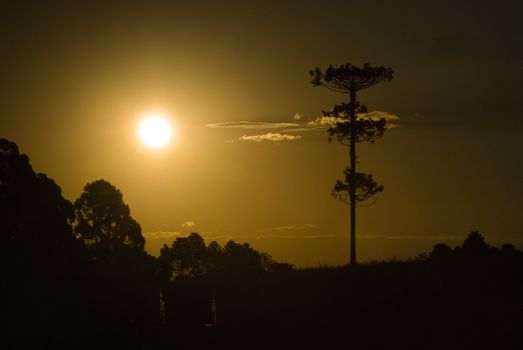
[349,87,357,265]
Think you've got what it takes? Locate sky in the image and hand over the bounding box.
[1,0,522,266]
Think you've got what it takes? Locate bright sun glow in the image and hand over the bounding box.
[138,115,172,148]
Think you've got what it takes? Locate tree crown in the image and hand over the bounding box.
[74,179,145,253]
[332,169,384,206]
[323,103,388,145]
[310,63,393,93]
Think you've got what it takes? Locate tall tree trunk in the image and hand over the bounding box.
[349,87,357,265]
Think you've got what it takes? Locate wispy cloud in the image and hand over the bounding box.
[307,111,400,128]
[306,116,338,127]
[257,224,316,232]
[206,121,299,129]
[210,111,400,143]
[256,233,337,240]
[143,231,182,240]
[238,133,302,142]
[181,221,195,228]
[356,234,462,241]
[255,224,326,240]
[365,111,400,122]
[255,232,466,241]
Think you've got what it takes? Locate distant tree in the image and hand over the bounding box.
[501,243,516,252]
[74,179,145,261]
[159,233,274,282]
[159,232,208,279]
[268,261,294,273]
[159,234,278,331]
[429,243,453,259]
[460,231,490,254]
[500,243,522,261]
[222,240,265,273]
[310,63,394,265]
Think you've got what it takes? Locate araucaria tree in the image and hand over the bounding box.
[310,63,393,265]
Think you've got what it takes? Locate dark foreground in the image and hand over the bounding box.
[162,255,523,349]
[5,253,522,350]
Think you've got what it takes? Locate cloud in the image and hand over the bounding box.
[356,234,462,241]
[365,111,400,122]
[255,224,323,239]
[238,133,302,142]
[211,111,400,143]
[257,224,316,232]
[256,233,337,240]
[254,232,465,241]
[307,111,400,128]
[143,231,182,240]
[365,111,401,128]
[307,116,338,127]
[181,221,195,228]
[206,121,299,129]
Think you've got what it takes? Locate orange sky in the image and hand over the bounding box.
[1,0,522,266]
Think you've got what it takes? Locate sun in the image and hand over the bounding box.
[138,115,172,148]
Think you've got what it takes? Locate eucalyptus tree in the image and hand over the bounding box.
[74,179,145,259]
[74,179,157,334]
[310,63,393,265]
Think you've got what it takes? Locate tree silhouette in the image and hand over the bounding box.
[159,232,208,279]
[461,231,489,254]
[74,179,144,261]
[159,233,272,282]
[429,243,453,259]
[0,138,88,341]
[0,137,83,269]
[73,179,157,336]
[222,240,267,274]
[310,63,393,265]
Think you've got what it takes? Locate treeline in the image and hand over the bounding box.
[0,138,284,347]
[1,138,523,349]
[158,231,523,349]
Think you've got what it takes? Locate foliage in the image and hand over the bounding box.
[73,178,158,339]
[323,102,387,145]
[0,139,76,249]
[461,230,490,254]
[332,169,384,206]
[424,231,523,264]
[159,232,275,281]
[159,232,208,278]
[429,243,453,259]
[310,63,393,93]
[74,179,145,259]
